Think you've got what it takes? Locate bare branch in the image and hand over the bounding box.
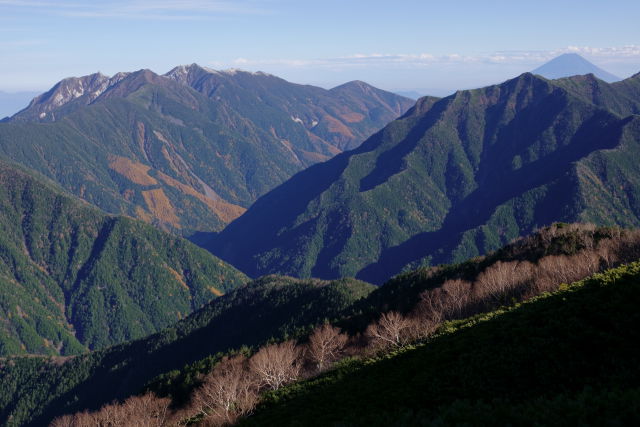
[250,340,301,391]
[366,311,413,350]
[193,355,258,425]
[307,324,348,372]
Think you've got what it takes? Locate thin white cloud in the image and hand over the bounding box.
[0,39,46,49]
[0,0,269,20]
[213,46,640,71]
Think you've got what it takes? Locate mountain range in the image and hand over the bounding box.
[210,71,640,284]
[0,65,413,236]
[1,56,640,426]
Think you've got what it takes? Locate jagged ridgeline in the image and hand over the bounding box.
[211,71,640,283]
[0,160,247,356]
[0,66,413,236]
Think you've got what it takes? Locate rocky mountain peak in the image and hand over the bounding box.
[15,71,138,120]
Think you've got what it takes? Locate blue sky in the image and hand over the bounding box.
[1,0,639,94]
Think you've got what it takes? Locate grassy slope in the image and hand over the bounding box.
[0,276,374,426]
[246,261,640,426]
[0,160,247,356]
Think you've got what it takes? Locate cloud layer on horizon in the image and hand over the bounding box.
[216,45,640,71]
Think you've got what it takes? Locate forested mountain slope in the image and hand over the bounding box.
[0,66,412,236]
[0,160,246,356]
[211,72,640,283]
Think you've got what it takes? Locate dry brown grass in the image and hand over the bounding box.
[166,266,189,291]
[340,112,365,123]
[141,188,180,227]
[323,115,355,138]
[108,156,158,186]
[156,172,245,224]
[208,286,224,297]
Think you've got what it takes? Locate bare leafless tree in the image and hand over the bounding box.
[95,402,127,426]
[307,324,348,372]
[250,340,301,391]
[441,279,473,319]
[596,238,618,269]
[365,311,414,350]
[415,288,446,322]
[193,355,258,425]
[539,254,584,286]
[50,411,98,427]
[49,414,75,427]
[50,393,172,427]
[122,393,172,427]
[614,231,640,263]
[475,260,533,306]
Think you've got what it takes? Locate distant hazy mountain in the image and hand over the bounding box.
[210,71,640,284]
[394,90,423,100]
[0,90,40,119]
[0,66,413,236]
[395,88,457,99]
[533,53,620,82]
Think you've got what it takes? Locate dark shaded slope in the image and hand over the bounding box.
[246,261,640,426]
[212,72,640,283]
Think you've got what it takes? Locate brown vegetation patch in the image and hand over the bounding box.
[135,122,148,161]
[166,266,189,291]
[134,205,153,223]
[340,112,365,123]
[208,286,223,296]
[157,172,245,224]
[108,156,157,186]
[323,116,355,138]
[305,131,342,155]
[141,188,180,228]
[299,150,332,164]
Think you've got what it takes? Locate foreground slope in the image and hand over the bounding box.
[0,66,412,235]
[247,261,640,425]
[2,224,629,425]
[0,160,246,356]
[34,224,640,426]
[211,72,640,283]
[0,275,372,426]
